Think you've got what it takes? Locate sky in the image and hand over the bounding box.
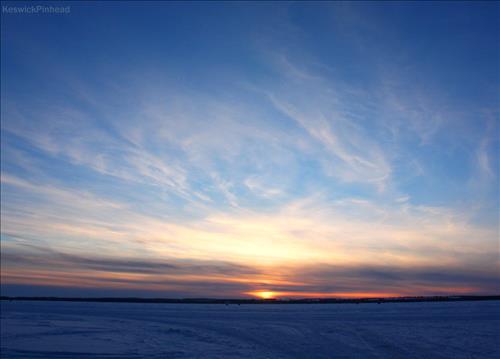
[1,1,499,299]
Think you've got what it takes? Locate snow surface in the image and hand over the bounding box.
[1,300,499,358]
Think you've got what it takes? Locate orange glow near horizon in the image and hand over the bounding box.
[2,268,482,299]
[244,288,481,300]
[246,290,402,299]
[249,291,279,299]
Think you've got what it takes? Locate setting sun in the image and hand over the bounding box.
[249,291,279,299]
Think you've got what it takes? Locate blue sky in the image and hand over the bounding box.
[1,1,498,298]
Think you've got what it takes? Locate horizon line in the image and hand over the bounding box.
[2,294,500,305]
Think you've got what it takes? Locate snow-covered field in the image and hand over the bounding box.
[1,300,499,358]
